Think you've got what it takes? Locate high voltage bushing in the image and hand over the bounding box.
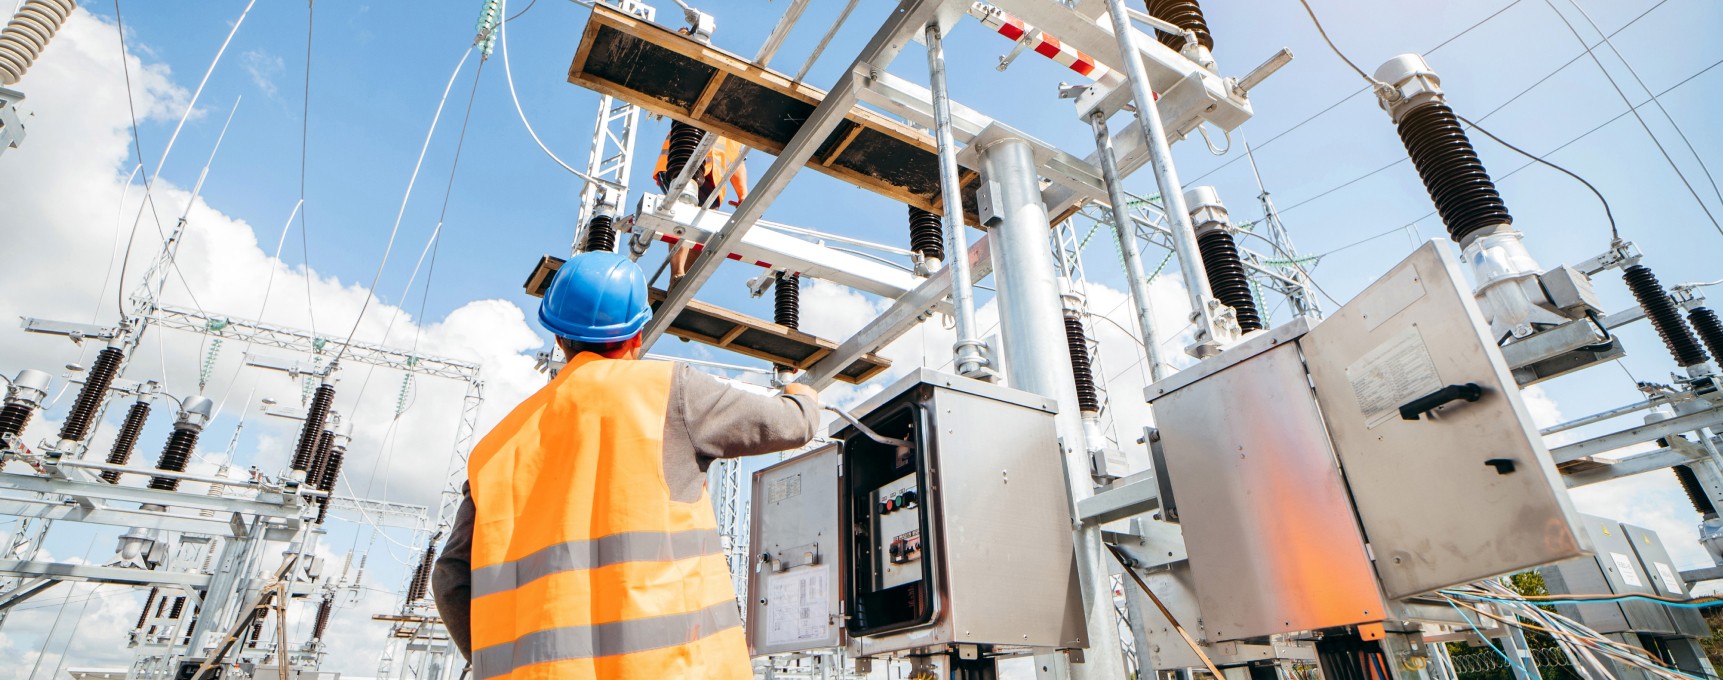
[148,396,213,492]
[1690,307,1723,366]
[0,0,75,86]
[1374,55,1512,247]
[314,435,346,524]
[291,383,336,474]
[136,587,158,630]
[1142,0,1213,51]
[1063,311,1100,414]
[581,213,617,253]
[407,537,438,602]
[312,597,334,640]
[907,205,945,263]
[1185,187,1264,332]
[306,429,335,491]
[248,617,264,648]
[1623,265,1711,368]
[100,400,152,484]
[168,596,185,619]
[663,121,705,188]
[1672,465,1719,520]
[0,369,50,447]
[58,346,123,444]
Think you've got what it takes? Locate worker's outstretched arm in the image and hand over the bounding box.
[661,364,821,502]
[432,484,475,661]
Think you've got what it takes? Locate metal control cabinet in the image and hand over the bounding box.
[745,369,1086,659]
[1149,241,1588,642]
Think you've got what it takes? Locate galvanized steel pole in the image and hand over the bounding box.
[1102,0,1221,352]
[980,136,1128,680]
[925,23,993,378]
[1090,111,1166,381]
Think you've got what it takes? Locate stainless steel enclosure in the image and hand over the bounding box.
[1149,241,1587,642]
[744,369,1086,659]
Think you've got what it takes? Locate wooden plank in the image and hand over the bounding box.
[646,288,890,385]
[569,5,982,224]
[689,72,726,119]
[821,124,865,168]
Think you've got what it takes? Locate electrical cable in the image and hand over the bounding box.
[496,0,623,190]
[300,0,318,337]
[1456,114,1618,240]
[1292,0,1388,92]
[1540,0,1723,237]
[330,45,475,368]
[1183,0,1534,188]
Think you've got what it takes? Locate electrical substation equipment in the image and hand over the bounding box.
[0,0,75,155]
[747,370,1086,662]
[1541,516,1718,679]
[1143,241,1587,678]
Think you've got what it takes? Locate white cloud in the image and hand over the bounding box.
[0,8,549,674]
[239,49,283,99]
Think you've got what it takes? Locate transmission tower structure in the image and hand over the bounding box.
[571,0,658,253]
[1243,139,1322,320]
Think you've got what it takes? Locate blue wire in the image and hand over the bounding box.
[1451,592,1721,610]
[1443,598,1533,677]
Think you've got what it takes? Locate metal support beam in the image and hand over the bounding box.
[640,0,941,350]
[0,560,213,588]
[0,577,60,611]
[797,235,994,390]
[1077,474,1160,525]
[151,305,480,380]
[1549,406,1723,463]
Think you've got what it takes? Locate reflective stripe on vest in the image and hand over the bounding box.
[472,601,742,680]
[466,353,750,680]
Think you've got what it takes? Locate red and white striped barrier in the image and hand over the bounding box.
[967,2,1125,87]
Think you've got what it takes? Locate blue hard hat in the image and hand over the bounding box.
[537,252,654,343]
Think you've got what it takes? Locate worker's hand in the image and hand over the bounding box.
[782,382,817,400]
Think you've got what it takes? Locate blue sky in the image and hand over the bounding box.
[1,0,1721,675]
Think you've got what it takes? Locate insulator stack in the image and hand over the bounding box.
[1374,56,1512,247]
[100,401,152,484]
[663,122,704,187]
[1672,465,1719,520]
[137,587,158,629]
[1064,313,1100,414]
[774,272,800,330]
[1141,0,1213,51]
[1197,230,1264,332]
[581,214,616,253]
[248,618,264,648]
[0,0,75,86]
[148,396,212,492]
[1395,103,1512,245]
[291,384,336,473]
[1623,265,1710,368]
[908,206,945,262]
[1689,307,1723,367]
[306,430,335,491]
[312,598,334,640]
[148,427,198,492]
[59,346,124,443]
[0,403,32,442]
[407,537,438,602]
[314,445,345,524]
[168,596,185,619]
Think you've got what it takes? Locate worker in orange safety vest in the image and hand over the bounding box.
[653,121,748,282]
[432,251,821,679]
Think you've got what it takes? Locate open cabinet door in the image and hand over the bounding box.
[746,444,844,656]
[1299,240,1587,599]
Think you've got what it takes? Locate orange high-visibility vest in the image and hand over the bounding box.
[467,353,749,680]
[652,135,749,205]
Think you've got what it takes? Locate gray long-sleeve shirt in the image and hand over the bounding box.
[432,362,821,660]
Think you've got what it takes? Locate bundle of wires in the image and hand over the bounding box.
[1439,580,1721,680]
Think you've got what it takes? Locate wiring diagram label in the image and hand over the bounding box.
[765,565,829,646]
[1346,326,1443,429]
[767,473,802,504]
[1654,562,1683,594]
[1610,552,1643,587]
